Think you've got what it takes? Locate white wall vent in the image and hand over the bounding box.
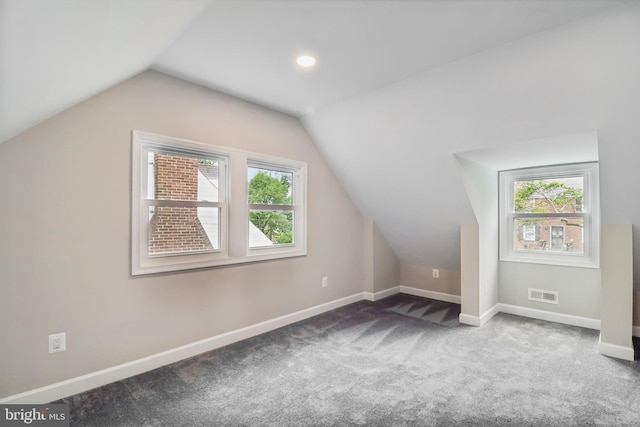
[528,288,559,304]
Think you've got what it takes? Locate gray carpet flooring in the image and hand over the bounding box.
[54,294,640,426]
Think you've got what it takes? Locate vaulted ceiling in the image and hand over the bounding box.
[1,0,636,270]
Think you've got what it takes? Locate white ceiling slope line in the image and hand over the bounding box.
[454,132,600,172]
[0,0,213,144]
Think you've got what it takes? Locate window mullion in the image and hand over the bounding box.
[147,199,223,208]
[512,212,584,218]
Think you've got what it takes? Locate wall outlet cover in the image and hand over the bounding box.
[49,332,66,354]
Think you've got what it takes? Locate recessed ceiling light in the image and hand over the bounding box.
[296,55,316,68]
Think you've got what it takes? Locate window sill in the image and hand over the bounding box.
[132,250,307,276]
[499,254,599,269]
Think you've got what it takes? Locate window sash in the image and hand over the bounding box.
[140,146,227,257]
[142,148,226,203]
[141,200,224,256]
[248,208,296,248]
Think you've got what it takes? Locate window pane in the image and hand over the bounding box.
[148,206,220,255]
[249,210,293,247]
[248,167,293,204]
[148,151,220,202]
[513,217,584,254]
[522,224,536,241]
[514,177,583,213]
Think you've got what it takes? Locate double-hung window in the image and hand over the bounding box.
[499,162,599,268]
[244,158,307,260]
[132,131,307,275]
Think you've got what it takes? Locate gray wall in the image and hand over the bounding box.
[0,71,366,398]
[364,219,399,294]
[460,224,480,317]
[454,156,499,316]
[600,224,633,349]
[399,265,461,297]
[499,262,601,319]
[372,221,400,293]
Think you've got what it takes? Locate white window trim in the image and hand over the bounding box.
[243,158,307,260]
[499,162,600,269]
[131,131,307,275]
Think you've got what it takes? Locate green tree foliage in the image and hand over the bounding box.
[248,171,293,244]
[515,181,583,213]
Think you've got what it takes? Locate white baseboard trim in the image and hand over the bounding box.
[3,288,628,404]
[459,304,500,327]
[363,286,401,301]
[480,304,501,325]
[598,334,635,361]
[633,325,640,338]
[498,303,601,330]
[459,313,481,327]
[461,303,600,331]
[0,292,365,404]
[362,286,460,305]
[399,286,461,304]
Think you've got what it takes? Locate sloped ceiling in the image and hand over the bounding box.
[1,0,634,271]
[154,0,626,117]
[0,0,213,144]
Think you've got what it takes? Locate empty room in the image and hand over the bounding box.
[2,0,640,425]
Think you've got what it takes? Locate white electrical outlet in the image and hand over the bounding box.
[49,332,66,354]
[322,277,328,288]
[432,269,439,279]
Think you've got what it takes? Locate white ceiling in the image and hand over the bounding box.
[154,0,626,117]
[1,0,627,143]
[1,0,633,270]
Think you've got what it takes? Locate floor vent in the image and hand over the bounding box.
[528,288,559,304]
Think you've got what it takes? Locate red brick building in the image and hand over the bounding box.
[148,153,213,255]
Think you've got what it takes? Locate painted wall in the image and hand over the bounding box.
[372,221,400,293]
[600,224,633,351]
[0,71,366,398]
[499,262,601,320]
[399,265,460,297]
[460,224,480,318]
[454,156,499,316]
[363,220,375,294]
[363,219,400,293]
